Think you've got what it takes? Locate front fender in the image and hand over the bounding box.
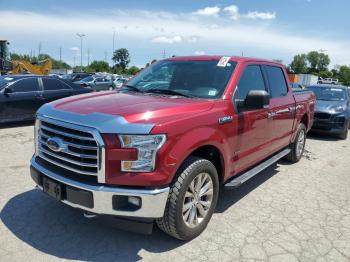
[161,126,231,184]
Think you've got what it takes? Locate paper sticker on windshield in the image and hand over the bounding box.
[217,56,231,67]
[208,90,217,96]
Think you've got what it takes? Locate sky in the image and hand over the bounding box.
[1,0,349,68]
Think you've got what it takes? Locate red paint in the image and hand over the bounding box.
[51,57,315,187]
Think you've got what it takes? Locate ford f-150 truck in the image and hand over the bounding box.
[30,56,315,240]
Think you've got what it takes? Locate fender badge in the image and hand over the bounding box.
[218,116,233,125]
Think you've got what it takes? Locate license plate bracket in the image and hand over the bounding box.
[43,177,63,201]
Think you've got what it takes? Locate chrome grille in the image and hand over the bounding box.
[36,117,105,183]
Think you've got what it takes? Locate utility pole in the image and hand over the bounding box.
[76,33,86,71]
[112,27,116,59]
[162,49,166,59]
[73,55,76,68]
[104,51,108,62]
[87,48,90,66]
[59,47,62,63]
[38,42,42,59]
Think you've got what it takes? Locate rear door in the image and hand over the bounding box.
[263,65,295,153]
[232,64,273,172]
[41,77,73,103]
[2,78,42,121]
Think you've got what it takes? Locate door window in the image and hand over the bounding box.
[10,78,40,92]
[265,66,288,98]
[236,65,266,100]
[43,78,71,91]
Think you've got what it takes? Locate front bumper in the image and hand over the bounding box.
[311,112,348,134]
[30,156,169,218]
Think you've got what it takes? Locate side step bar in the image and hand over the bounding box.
[225,148,291,188]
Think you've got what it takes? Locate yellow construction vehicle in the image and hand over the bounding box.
[0,40,52,75]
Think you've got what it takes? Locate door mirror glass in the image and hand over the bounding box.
[244,90,270,110]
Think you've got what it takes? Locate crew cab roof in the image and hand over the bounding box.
[167,55,283,66]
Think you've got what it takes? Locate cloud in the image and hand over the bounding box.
[70,47,79,51]
[0,9,349,66]
[223,5,276,20]
[193,6,220,17]
[223,5,239,20]
[187,36,199,43]
[194,51,206,55]
[151,35,182,44]
[243,11,276,20]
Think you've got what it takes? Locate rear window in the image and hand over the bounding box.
[265,66,288,98]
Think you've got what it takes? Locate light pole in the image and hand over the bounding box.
[112,27,116,62]
[76,33,85,71]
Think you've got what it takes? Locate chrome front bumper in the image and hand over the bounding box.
[30,156,169,218]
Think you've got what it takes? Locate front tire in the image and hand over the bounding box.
[285,123,306,163]
[156,157,219,240]
[339,128,348,140]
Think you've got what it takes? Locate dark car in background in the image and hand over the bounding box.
[0,75,92,123]
[307,85,350,139]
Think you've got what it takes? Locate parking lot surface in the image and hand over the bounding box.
[0,123,349,262]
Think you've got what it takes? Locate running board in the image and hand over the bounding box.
[225,148,291,188]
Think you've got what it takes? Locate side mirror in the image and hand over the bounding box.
[3,87,12,95]
[244,90,270,110]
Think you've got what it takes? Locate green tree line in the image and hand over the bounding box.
[288,51,350,85]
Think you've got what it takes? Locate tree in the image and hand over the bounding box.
[112,48,130,71]
[338,66,350,86]
[306,51,330,73]
[86,60,110,72]
[307,51,320,72]
[126,66,140,75]
[289,54,308,74]
[318,53,330,71]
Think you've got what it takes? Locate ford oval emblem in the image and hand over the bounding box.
[46,137,65,152]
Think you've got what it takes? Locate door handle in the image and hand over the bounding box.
[36,94,45,100]
[267,112,276,119]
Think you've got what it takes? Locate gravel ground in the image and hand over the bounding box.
[0,122,349,262]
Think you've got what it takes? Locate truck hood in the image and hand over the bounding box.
[315,100,347,113]
[50,91,214,125]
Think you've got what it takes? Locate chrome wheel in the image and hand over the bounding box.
[182,173,213,228]
[296,129,305,158]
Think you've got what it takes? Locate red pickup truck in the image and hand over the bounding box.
[30,56,315,240]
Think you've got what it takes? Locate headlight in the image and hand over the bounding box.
[332,105,346,113]
[118,134,166,172]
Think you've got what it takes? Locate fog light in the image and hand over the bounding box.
[128,196,141,207]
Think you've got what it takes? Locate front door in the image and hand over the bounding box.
[2,77,42,121]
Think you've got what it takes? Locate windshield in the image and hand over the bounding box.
[81,76,94,82]
[307,86,347,101]
[126,59,237,99]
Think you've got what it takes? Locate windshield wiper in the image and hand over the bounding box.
[146,88,192,98]
[122,85,142,93]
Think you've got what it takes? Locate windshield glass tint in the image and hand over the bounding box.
[307,86,346,101]
[127,60,237,99]
[81,76,94,82]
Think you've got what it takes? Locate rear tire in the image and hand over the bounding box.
[156,156,219,240]
[285,123,306,163]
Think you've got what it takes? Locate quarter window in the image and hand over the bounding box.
[236,65,266,100]
[265,66,288,98]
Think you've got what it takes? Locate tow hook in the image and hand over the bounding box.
[83,212,97,219]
